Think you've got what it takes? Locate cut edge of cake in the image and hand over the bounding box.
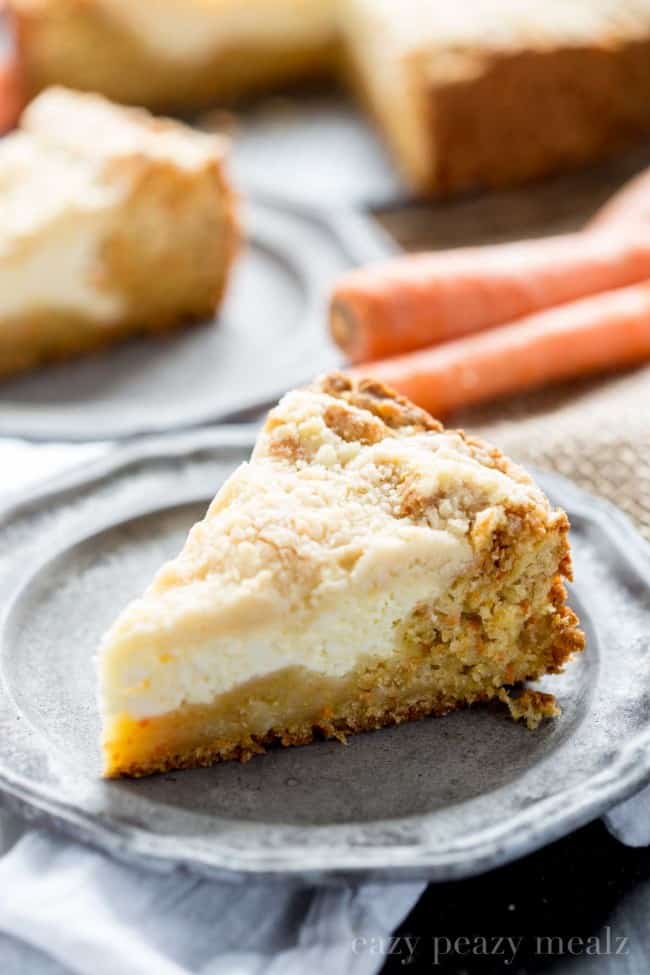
[0,86,240,377]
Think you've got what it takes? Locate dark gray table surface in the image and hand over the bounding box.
[383,820,650,974]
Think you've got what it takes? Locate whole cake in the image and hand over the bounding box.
[98,374,585,778]
[0,86,239,377]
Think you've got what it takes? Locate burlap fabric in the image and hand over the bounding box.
[452,366,650,541]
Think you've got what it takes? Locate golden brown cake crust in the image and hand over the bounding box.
[419,40,650,195]
[108,697,485,778]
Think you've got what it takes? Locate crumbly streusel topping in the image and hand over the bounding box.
[143,374,564,609]
[256,372,551,526]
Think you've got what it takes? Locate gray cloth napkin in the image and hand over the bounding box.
[604,787,650,847]
[0,438,646,975]
[0,811,423,975]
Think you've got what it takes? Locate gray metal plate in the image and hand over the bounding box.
[0,200,394,443]
[0,428,649,884]
[228,96,402,209]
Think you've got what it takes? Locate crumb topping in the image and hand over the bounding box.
[144,373,566,612]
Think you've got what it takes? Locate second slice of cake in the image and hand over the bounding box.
[0,86,239,377]
[99,374,585,778]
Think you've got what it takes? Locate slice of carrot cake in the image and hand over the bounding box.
[98,373,585,778]
[0,86,239,377]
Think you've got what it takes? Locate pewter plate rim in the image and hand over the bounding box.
[0,428,649,885]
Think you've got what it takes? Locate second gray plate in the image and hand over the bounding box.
[0,429,649,884]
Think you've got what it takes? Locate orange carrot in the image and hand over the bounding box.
[347,282,650,416]
[590,168,650,231]
[331,232,650,364]
[0,52,25,134]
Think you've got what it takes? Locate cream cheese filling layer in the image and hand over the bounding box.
[99,526,473,720]
[0,214,124,322]
[0,132,125,321]
[100,0,337,63]
[0,89,229,324]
